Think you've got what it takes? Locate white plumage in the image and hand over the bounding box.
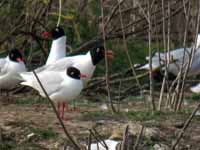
[23,45,112,86]
[20,67,85,119]
[190,83,200,93]
[20,70,83,102]
[138,34,200,76]
[89,139,120,150]
[46,36,66,65]
[0,49,26,90]
[45,26,66,65]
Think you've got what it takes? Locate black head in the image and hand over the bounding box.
[51,26,65,40]
[67,67,81,80]
[90,44,105,65]
[8,48,23,63]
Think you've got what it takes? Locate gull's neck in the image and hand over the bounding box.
[46,36,66,65]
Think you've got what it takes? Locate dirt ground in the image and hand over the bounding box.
[0,94,200,150]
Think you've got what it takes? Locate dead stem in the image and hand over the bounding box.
[147,0,156,111]
[117,0,145,106]
[100,0,116,113]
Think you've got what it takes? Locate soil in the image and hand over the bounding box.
[0,94,200,150]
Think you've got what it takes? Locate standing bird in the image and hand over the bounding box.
[19,44,113,112]
[42,26,66,65]
[20,67,86,120]
[190,83,200,93]
[33,44,114,85]
[0,48,26,93]
[138,34,200,77]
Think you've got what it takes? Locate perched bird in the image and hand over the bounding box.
[138,34,200,77]
[89,139,120,150]
[0,48,26,91]
[20,67,86,120]
[42,26,66,65]
[32,44,114,85]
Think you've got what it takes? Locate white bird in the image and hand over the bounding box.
[138,34,200,76]
[19,44,113,114]
[29,44,113,85]
[42,26,66,65]
[20,67,86,120]
[190,83,200,93]
[89,139,120,150]
[0,48,26,90]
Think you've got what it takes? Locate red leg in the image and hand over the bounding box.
[57,102,61,118]
[63,102,73,121]
[61,102,65,119]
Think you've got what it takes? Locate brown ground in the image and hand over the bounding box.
[0,94,200,150]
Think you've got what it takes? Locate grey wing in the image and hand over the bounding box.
[35,57,74,73]
[0,59,8,75]
[33,71,64,96]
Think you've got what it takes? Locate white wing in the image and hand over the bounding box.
[0,58,8,75]
[190,83,200,93]
[21,71,64,97]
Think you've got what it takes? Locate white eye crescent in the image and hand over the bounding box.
[96,48,100,53]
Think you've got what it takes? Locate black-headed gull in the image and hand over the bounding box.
[42,26,66,65]
[138,34,200,76]
[20,67,86,120]
[190,83,200,93]
[0,48,26,90]
[28,44,113,85]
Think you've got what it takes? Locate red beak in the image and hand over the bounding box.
[80,74,87,78]
[17,58,22,62]
[104,50,114,59]
[42,31,51,39]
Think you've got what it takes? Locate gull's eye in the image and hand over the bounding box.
[71,72,74,75]
[10,54,14,57]
[56,28,59,32]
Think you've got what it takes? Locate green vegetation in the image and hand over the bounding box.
[30,127,58,140]
[186,93,200,102]
[81,108,198,122]
[15,97,48,105]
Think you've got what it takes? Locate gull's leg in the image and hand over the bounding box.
[61,102,65,119]
[57,102,61,118]
[62,102,71,121]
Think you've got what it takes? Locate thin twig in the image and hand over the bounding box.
[147,0,156,111]
[118,0,145,104]
[120,125,129,150]
[57,0,62,27]
[100,0,116,113]
[177,0,200,110]
[89,129,109,150]
[87,130,92,150]
[171,103,200,149]
[134,125,144,150]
